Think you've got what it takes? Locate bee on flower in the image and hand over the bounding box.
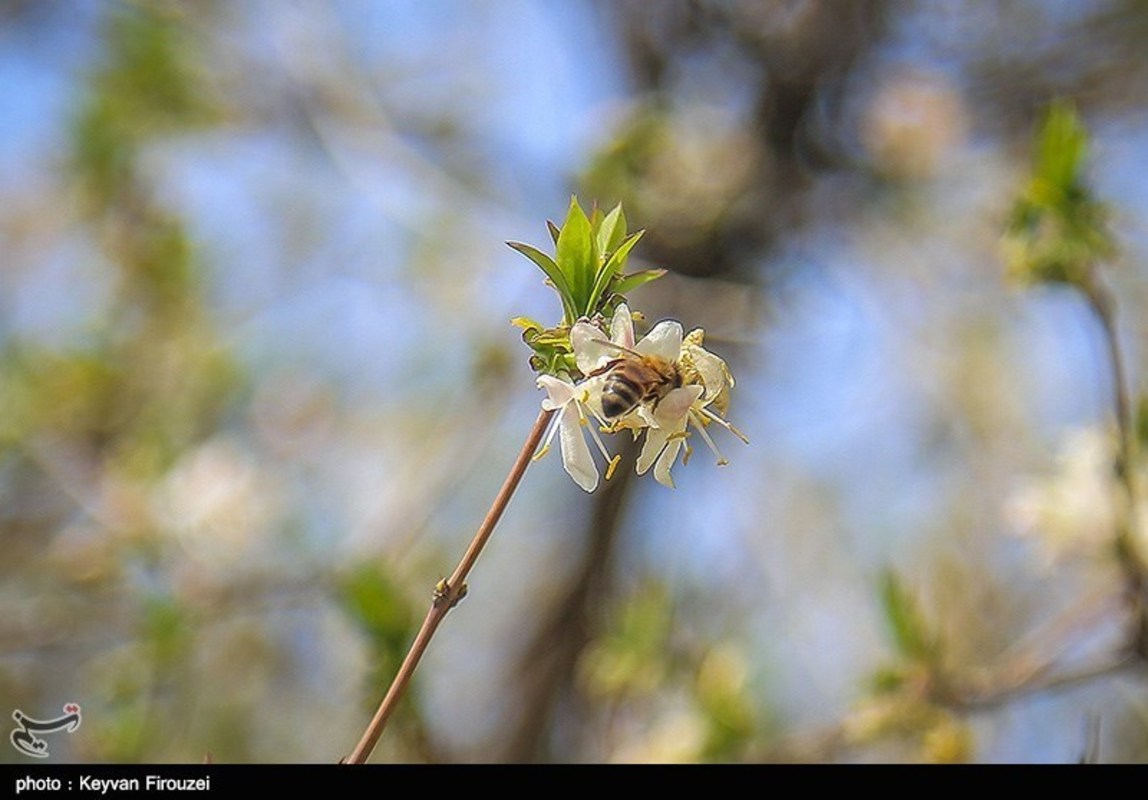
[534,371,618,493]
[612,317,747,489]
[534,304,747,491]
[532,304,637,492]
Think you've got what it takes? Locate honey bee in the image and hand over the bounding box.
[589,344,682,421]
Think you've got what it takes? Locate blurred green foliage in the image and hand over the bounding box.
[841,572,972,762]
[338,563,417,697]
[72,7,214,211]
[880,570,939,667]
[0,5,248,762]
[576,581,764,762]
[1005,101,1115,288]
[579,581,673,699]
[4,1,1148,765]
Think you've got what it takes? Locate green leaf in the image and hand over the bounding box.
[603,229,642,273]
[1004,101,1115,289]
[880,571,935,663]
[510,316,545,346]
[507,240,577,323]
[596,203,627,257]
[546,219,562,246]
[611,267,666,297]
[1036,101,1087,196]
[556,197,597,315]
[510,316,544,333]
[587,230,644,316]
[589,203,605,233]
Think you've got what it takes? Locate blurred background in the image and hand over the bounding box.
[3,0,1148,763]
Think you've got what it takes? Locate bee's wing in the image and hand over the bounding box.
[590,337,644,359]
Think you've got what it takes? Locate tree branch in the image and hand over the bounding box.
[344,408,555,764]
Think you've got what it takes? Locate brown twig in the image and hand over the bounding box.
[940,276,1148,712]
[1083,277,1148,653]
[499,436,636,761]
[344,408,554,764]
[938,653,1138,711]
[1086,283,1137,532]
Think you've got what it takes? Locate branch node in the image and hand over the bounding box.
[433,578,468,609]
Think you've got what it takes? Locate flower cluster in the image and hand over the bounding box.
[510,197,746,492]
[533,304,746,492]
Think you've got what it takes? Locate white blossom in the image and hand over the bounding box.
[535,373,616,492]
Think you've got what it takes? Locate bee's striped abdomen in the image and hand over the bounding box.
[601,371,645,419]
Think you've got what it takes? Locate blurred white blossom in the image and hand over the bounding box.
[152,437,282,566]
[1005,428,1122,566]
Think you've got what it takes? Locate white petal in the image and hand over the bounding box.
[610,304,635,350]
[537,374,576,410]
[652,386,703,428]
[654,437,683,488]
[636,404,659,429]
[558,403,599,492]
[571,321,613,375]
[636,426,670,475]
[635,320,683,362]
[685,344,729,400]
[577,373,610,423]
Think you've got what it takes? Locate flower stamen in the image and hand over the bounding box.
[690,409,729,466]
[698,406,750,445]
[582,406,614,462]
[533,412,564,462]
[604,454,622,481]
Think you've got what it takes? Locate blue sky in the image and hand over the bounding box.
[3,0,1148,762]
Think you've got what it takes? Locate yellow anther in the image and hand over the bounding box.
[605,454,622,481]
